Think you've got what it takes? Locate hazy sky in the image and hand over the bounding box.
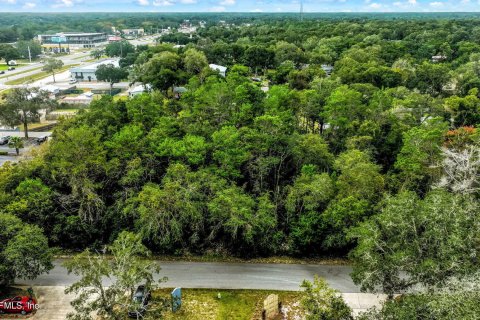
[1,0,480,13]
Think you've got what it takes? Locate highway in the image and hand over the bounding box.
[0,51,92,89]
[20,259,360,293]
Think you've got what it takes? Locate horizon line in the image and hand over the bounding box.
[1,11,480,14]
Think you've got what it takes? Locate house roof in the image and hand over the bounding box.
[209,64,227,72]
[70,59,119,73]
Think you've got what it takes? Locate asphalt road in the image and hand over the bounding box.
[0,51,91,89]
[19,260,360,293]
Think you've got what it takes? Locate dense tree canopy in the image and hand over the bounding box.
[1,19,480,317]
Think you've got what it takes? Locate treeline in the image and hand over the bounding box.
[1,18,480,260]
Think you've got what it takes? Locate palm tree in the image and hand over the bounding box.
[8,136,24,155]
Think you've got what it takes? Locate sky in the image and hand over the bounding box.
[1,0,480,13]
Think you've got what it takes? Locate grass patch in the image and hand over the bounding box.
[155,289,303,320]
[54,108,80,113]
[55,251,348,265]
[151,254,349,265]
[18,122,55,131]
[5,64,78,85]
[0,64,26,71]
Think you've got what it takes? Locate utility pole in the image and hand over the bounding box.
[300,0,304,22]
[27,45,32,63]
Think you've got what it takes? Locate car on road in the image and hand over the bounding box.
[0,136,11,145]
[0,296,37,315]
[128,285,151,318]
[69,78,78,84]
[7,67,15,71]
[35,135,49,144]
[0,71,4,75]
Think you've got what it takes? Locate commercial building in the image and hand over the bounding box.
[108,36,122,43]
[122,28,145,37]
[37,32,108,51]
[70,59,119,82]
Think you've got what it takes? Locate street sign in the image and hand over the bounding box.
[171,287,181,313]
[51,36,67,43]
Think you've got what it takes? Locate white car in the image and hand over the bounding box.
[69,78,78,84]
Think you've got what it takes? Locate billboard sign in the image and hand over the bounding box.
[51,36,67,43]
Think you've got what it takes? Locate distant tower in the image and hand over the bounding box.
[300,0,304,21]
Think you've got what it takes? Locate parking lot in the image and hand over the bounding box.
[0,132,51,166]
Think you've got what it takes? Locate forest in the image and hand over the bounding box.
[1,14,480,317]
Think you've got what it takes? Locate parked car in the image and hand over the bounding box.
[0,296,37,315]
[0,136,11,145]
[128,285,151,318]
[69,78,78,84]
[35,135,49,144]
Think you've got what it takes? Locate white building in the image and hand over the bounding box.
[209,64,227,77]
[62,92,94,105]
[122,28,145,37]
[128,84,152,97]
[37,32,107,50]
[70,59,119,82]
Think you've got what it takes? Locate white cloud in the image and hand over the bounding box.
[23,1,36,8]
[0,0,17,3]
[51,0,74,8]
[179,0,197,3]
[152,0,173,5]
[369,2,381,9]
[408,0,417,4]
[219,0,235,5]
[429,1,444,7]
[137,0,149,5]
[250,8,263,12]
[209,5,225,12]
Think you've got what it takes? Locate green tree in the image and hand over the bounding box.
[42,58,64,83]
[243,45,274,74]
[0,87,53,138]
[90,49,104,60]
[334,149,384,202]
[105,40,135,58]
[395,118,448,191]
[414,61,450,96]
[16,40,42,60]
[0,44,19,63]
[358,279,480,320]
[300,276,352,320]
[349,190,480,297]
[140,51,181,94]
[183,48,208,74]
[7,136,23,156]
[95,64,128,94]
[0,213,53,286]
[64,232,165,320]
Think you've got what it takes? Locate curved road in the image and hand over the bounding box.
[19,259,359,293]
